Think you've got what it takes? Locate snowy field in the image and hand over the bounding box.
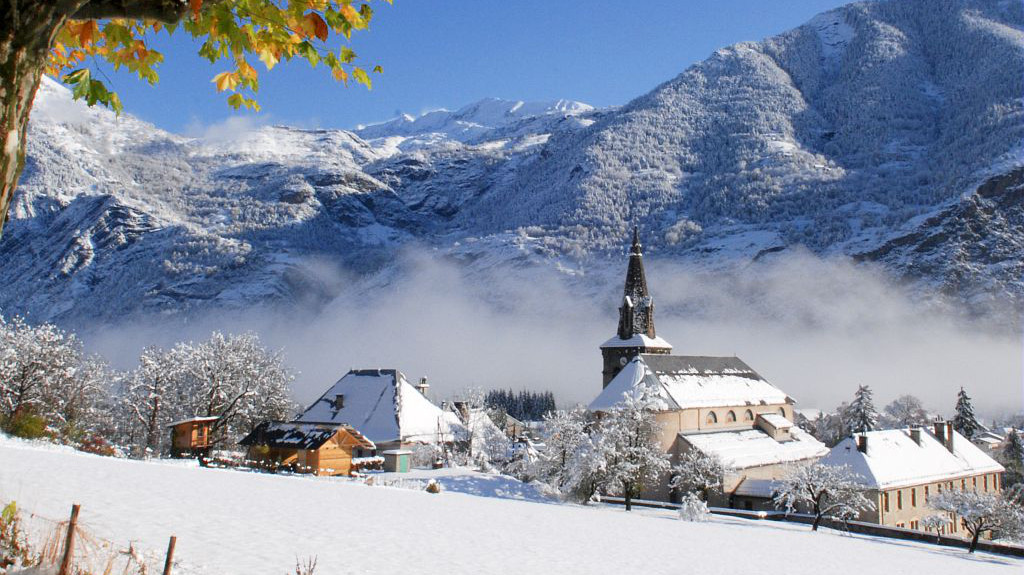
[0,436,1019,575]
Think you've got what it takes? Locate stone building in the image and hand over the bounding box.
[820,422,1005,535]
[590,230,826,505]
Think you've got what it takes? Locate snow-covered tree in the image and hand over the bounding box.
[920,513,951,542]
[596,382,670,511]
[170,332,296,448]
[808,407,849,447]
[0,315,112,439]
[953,387,980,440]
[929,490,1023,553]
[117,346,188,455]
[842,385,877,434]
[677,492,710,522]
[1001,429,1024,487]
[773,463,875,531]
[882,395,929,428]
[535,408,590,492]
[669,449,725,501]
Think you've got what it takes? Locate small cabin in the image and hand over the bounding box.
[167,416,219,458]
[239,422,375,476]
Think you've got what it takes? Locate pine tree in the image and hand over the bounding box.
[843,385,877,434]
[953,387,980,440]
[1001,429,1023,487]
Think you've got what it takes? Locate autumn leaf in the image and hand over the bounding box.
[304,12,329,42]
[212,71,238,92]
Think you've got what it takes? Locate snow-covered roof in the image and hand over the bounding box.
[166,416,220,428]
[599,334,673,349]
[681,426,828,470]
[239,422,374,451]
[820,427,1005,490]
[733,478,785,499]
[589,354,790,412]
[757,413,793,430]
[296,368,464,444]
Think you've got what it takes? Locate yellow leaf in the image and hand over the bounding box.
[332,67,348,84]
[258,49,279,70]
[212,71,238,92]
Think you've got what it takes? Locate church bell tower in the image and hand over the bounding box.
[600,227,673,387]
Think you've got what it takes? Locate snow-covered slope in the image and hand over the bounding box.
[1,435,1019,575]
[5,0,1023,324]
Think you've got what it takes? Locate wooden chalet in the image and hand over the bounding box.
[167,416,219,458]
[239,421,375,476]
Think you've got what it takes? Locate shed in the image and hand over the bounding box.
[240,422,375,476]
[166,416,219,458]
[382,449,412,473]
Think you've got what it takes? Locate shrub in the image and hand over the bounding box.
[2,412,48,440]
[425,479,442,494]
[78,434,118,457]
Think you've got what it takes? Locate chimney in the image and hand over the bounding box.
[334,394,345,409]
[856,434,868,454]
[910,428,922,446]
[945,421,955,453]
[416,376,430,396]
[933,421,945,443]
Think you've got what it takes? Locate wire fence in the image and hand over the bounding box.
[2,502,173,575]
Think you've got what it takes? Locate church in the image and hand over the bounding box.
[589,229,828,507]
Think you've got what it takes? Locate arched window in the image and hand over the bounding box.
[706,411,718,425]
[778,407,786,417]
[744,409,754,421]
[726,410,737,423]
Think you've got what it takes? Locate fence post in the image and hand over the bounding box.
[162,535,177,575]
[57,504,80,575]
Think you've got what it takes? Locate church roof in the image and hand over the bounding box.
[682,426,827,470]
[296,368,464,444]
[821,427,1004,490]
[589,354,791,412]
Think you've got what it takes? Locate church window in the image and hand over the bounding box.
[911,488,916,507]
[897,490,902,510]
[778,407,786,417]
[744,409,754,421]
[726,411,736,423]
[706,412,718,425]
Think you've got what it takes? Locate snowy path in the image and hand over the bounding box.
[0,437,1020,575]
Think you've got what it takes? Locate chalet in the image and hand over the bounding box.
[589,229,827,504]
[167,416,219,458]
[820,422,1005,536]
[239,421,375,476]
[295,368,465,452]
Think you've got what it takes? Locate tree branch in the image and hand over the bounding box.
[71,0,188,23]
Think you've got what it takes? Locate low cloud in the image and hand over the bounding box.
[85,250,1022,421]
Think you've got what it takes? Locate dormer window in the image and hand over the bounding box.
[334,394,345,409]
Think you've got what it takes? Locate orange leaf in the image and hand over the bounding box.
[340,4,360,24]
[304,13,329,42]
[212,71,238,92]
[190,0,203,20]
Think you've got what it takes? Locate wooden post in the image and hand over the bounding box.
[162,535,177,575]
[57,504,80,575]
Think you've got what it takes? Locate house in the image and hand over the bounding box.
[589,229,827,504]
[167,416,219,458]
[239,421,375,476]
[295,368,465,452]
[820,422,1005,536]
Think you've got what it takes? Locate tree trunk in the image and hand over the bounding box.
[146,395,161,452]
[624,481,633,511]
[0,1,81,236]
[968,530,980,554]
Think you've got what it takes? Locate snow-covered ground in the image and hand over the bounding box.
[0,435,1019,575]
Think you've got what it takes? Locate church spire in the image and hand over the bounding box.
[600,226,672,388]
[618,226,655,339]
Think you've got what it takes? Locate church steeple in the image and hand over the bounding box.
[600,227,673,388]
[618,226,655,340]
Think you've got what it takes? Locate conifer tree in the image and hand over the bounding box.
[1001,429,1023,487]
[842,385,877,434]
[953,387,980,440]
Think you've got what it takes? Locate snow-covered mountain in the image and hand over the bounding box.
[5,0,1023,325]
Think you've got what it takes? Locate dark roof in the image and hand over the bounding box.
[239,421,375,450]
[639,354,765,381]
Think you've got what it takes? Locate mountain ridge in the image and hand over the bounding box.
[5,0,1022,325]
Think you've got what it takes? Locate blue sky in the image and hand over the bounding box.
[95,0,851,134]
